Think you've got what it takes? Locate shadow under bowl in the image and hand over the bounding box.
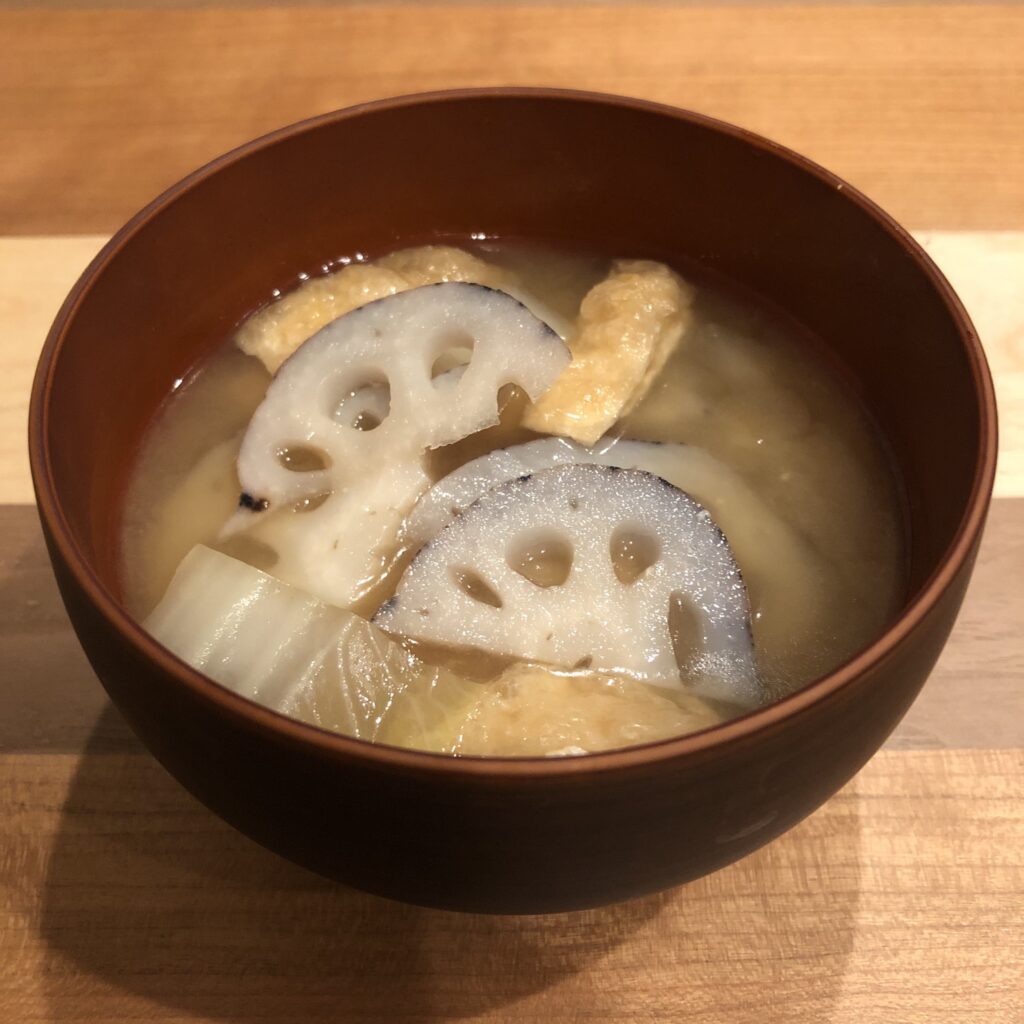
[29,89,996,913]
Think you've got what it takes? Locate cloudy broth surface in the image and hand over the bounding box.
[121,240,906,713]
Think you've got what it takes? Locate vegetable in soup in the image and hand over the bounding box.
[121,241,905,756]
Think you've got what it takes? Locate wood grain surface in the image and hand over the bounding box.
[1,747,1021,1023]
[2,2,1023,1022]
[2,4,1024,234]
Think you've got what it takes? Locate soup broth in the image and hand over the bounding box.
[121,240,906,752]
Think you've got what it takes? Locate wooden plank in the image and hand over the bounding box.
[0,747,1020,1022]
[2,497,1022,754]
[1,0,1004,8]
[0,236,105,505]
[3,233,1022,505]
[2,5,1023,234]
[917,232,1024,499]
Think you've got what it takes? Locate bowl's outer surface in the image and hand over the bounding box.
[30,90,996,913]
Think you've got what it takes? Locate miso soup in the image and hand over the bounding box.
[121,241,906,756]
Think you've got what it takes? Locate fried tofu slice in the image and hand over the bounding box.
[236,245,515,373]
[374,245,511,289]
[522,259,694,445]
[447,663,725,756]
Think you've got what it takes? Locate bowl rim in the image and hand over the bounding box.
[29,86,998,777]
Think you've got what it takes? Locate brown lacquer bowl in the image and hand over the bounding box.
[29,90,996,913]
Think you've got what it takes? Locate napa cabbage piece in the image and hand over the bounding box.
[145,545,480,751]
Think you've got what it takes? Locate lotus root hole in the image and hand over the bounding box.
[452,568,504,608]
[496,382,525,414]
[431,329,475,380]
[328,372,391,431]
[290,492,332,514]
[507,530,573,588]
[669,593,706,669]
[276,444,331,472]
[352,410,382,431]
[610,527,661,584]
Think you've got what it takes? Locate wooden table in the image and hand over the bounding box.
[2,4,1022,1021]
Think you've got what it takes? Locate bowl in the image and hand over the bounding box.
[29,89,996,914]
